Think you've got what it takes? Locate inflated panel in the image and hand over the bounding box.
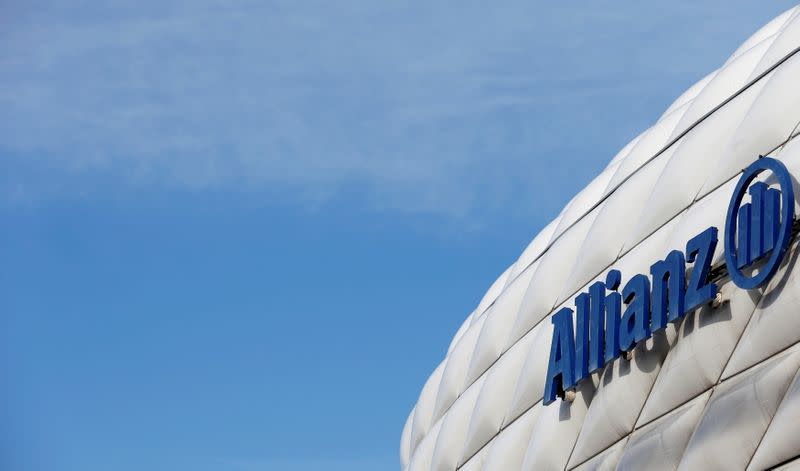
[461,328,535,462]
[560,153,670,303]
[701,54,800,196]
[670,37,775,140]
[409,418,442,471]
[659,177,737,267]
[618,392,710,471]
[508,218,561,281]
[570,437,627,471]
[630,79,766,250]
[748,366,800,470]
[639,277,759,426]
[723,238,800,378]
[774,457,800,471]
[567,324,678,468]
[504,315,555,425]
[457,437,494,471]
[747,8,800,81]
[482,404,541,471]
[605,132,644,171]
[659,71,716,121]
[551,163,620,242]
[520,378,597,470]
[606,103,689,191]
[430,374,487,471]
[410,360,447,454]
[448,310,476,355]
[431,315,486,425]
[677,344,800,471]
[401,407,414,468]
[726,6,797,66]
[465,264,537,388]
[474,266,512,318]
[511,205,604,344]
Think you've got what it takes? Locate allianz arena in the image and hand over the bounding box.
[400,6,800,471]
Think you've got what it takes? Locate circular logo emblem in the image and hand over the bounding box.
[724,157,795,289]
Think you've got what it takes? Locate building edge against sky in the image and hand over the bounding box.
[401,5,800,471]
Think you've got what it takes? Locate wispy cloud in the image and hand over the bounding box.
[2,0,794,223]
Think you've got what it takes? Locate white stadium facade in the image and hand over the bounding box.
[400,6,800,471]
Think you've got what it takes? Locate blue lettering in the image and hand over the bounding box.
[543,157,798,403]
[544,307,577,405]
[685,227,718,313]
[588,281,606,372]
[619,274,650,353]
[603,270,622,364]
[574,293,590,383]
[650,249,686,330]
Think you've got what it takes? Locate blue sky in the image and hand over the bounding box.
[2,1,797,470]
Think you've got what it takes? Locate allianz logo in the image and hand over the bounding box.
[544,157,796,405]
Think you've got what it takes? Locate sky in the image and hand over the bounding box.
[1,1,798,470]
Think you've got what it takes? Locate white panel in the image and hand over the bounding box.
[448,310,477,355]
[606,102,689,191]
[723,239,800,378]
[465,264,537,387]
[606,132,644,170]
[568,219,682,468]
[727,6,797,65]
[619,392,710,471]
[509,218,561,281]
[568,327,678,467]
[505,314,556,425]
[461,327,534,463]
[774,458,800,471]
[700,53,800,196]
[780,135,800,177]
[410,360,447,454]
[570,437,627,471]
[551,162,620,241]
[629,79,765,250]
[677,344,800,471]
[432,315,486,424]
[639,277,759,426]
[659,71,716,120]
[748,366,800,470]
[659,177,735,266]
[474,266,512,318]
[617,209,682,284]
[747,8,800,81]
[561,149,671,301]
[400,407,414,468]
[669,38,774,140]
[778,131,800,159]
[430,374,487,471]
[716,140,800,379]
[408,418,442,471]
[458,436,494,471]
[482,403,541,471]
[510,204,604,345]
[521,378,597,470]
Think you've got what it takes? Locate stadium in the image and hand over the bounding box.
[401,5,800,470]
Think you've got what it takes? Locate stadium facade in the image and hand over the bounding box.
[401,6,800,471]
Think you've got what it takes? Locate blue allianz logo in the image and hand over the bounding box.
[543,156,796,405]
[724,157,795,289]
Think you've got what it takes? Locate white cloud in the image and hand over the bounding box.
[2,0,795,223]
